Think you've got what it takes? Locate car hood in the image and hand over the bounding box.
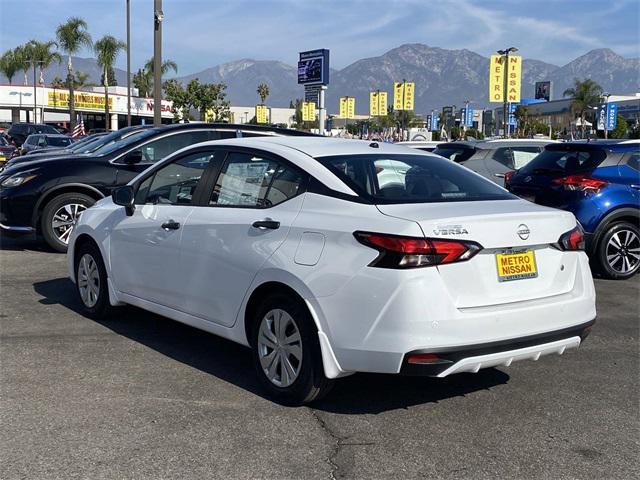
[2,153,89,174]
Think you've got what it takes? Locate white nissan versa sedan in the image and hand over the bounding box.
[67,137,596,404]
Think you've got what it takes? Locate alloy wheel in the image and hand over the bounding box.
[606,229,640,275]
[52,203,87,245]
[257,309,303,388]
[77,253,100,308]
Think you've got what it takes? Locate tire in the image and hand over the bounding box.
[41,192,95,252]
[74,241,112,319]
[250,293,334,405]
[595,222,640,280]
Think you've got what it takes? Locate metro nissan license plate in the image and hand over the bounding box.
[495,250,538,282]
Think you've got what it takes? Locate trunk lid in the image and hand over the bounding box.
[377,199,580,308]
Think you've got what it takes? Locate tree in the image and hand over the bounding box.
[257,82,270,104]
[190,79,231,122]
[610,115,628,139]
[13,44,32,85]
[0,49,19,84]
[27,40,61,86]
[563,78,603,138]
[56,17,92,130]
[133,57,178,97]
[163,79,192,121]
[94,35,126,130]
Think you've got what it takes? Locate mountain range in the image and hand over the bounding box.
[1,45,638,114]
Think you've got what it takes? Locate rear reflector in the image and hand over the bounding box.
[354,231,482,269]
[407,354,443,364]
[552,175,607,193]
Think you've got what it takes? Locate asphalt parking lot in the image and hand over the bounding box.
[1,235,638,480]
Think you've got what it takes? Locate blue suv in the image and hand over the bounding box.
[507,141,640,280]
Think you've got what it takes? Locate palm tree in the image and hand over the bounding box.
[133,58,177,97]
[94,35,126,130]
[27,40,61,86]
[0,49,18,84]
[13,45,32,85]
[563,78,603,138]
[257,82,269,105]
[56,17,92,130]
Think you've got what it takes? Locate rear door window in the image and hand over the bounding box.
[520,148,607,175]
[136,130,219,163]
[209,151,304,208]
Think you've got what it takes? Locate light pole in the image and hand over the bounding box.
[497,47,518,138]
[126,0,131,126]
[153,0,163,127]
[602,92,611,139]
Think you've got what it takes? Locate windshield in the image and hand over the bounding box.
[519,147,607,175]
[317,154,514,204]
[432,145,476,163]
[93,129,158,157]
[69,135,111,154]
[48,137,72,147]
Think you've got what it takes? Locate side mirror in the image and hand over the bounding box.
[123,149,143,164]
[112,185,135,216]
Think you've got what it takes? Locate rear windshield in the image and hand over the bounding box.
[432,145,476,163]
[317,154,514,204]
[48,137,72,147]
[519,147,607,175]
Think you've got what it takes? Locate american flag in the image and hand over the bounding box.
[72,114,85,139]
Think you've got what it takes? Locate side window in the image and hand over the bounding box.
[493,148,514,169]
[38,137,48,147]
[512,147,541,169]
[139,151,216,205]
[626,152,639,171]
[209,152,304,208]
[135,130,217,163]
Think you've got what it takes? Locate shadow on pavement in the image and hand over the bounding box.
[0,234,52,253]
[33,276,510,413]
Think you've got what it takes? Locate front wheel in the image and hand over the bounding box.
[74,241,112,319]
[595,222,640,280]
[41,192,95,252]
[250,294,333,405]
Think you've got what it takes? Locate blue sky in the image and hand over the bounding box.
[1,0,638,75]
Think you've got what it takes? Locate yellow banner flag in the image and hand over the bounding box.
[256,104,268,124]
[489,55,505,103]
[339,97,355,119]
[370,92,379,116]
[302,101,316,121]
[393,82,404,110]
[378,91,387,116]
[507,55,522,103]
[403,82,414,110]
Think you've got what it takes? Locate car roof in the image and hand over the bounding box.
[195,136,435,158]
[153,122,319,137]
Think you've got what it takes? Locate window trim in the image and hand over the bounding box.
[206,146,309,210]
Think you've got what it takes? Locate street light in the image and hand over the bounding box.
[153,0,164,127]
[496,46,518,138]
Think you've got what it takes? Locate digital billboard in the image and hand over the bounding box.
[535,81,552,101]
[297,49,330,85]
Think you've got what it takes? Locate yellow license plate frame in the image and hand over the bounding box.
[495,250,538,282]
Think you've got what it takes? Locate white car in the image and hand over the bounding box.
[67,137,596,404]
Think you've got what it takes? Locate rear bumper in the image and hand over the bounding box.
[400,319,594,376]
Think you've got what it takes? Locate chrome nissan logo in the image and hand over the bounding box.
[517,224,530,240]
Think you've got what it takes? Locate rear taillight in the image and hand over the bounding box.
[554,225,585,251]
[551,175,607,193]
[504,170,516,187]
[354,231,482,268]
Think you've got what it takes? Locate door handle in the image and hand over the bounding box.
[252,220,280,230]
[161,220,180,230]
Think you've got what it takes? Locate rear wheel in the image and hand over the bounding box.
[595,222,640,280]
[250,294,333,405]
[41,192,95,252]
